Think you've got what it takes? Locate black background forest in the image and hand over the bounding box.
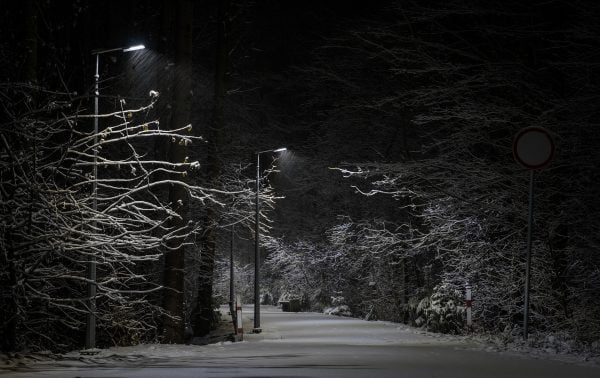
[1,0,600,352]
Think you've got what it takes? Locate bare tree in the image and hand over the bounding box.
[0,82,232,351]
[266,0,600,343]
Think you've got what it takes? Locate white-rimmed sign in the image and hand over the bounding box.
[513,127,554,169]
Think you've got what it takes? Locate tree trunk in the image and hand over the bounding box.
[162,0,193,344]
[191,0,229,337]
[1,0,38,352]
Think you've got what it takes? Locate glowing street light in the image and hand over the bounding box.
[84,43,146,352]
[122,44,145,52]
[91,44,146,55]
[253,147,286,333]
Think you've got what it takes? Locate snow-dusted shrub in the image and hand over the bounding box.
[414,282,466,334]
[324,305,353,317]
[331,296,346,306]
[491,326,600,357]
[277,291,301,304]
[323,296,353,317]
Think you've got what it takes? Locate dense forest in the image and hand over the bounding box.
[1,0,599,353]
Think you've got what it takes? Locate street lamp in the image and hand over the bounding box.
[85,44,145,351]
[253,147,286,333]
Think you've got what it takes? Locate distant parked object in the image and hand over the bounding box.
[278,292,302,312]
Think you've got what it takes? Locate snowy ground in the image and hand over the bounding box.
[1,305,599,377]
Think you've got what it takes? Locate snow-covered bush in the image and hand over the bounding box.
[331,296,346,306]
[324,305,352,317]
[413,282,466,334]
[324,296,352,317]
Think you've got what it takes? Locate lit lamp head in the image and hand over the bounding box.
[123,44,145,52]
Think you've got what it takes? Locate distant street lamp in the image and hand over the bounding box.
[253,147,286,333]
[85,44,145,351]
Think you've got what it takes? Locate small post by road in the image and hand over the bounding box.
[229,227,234,315]
[229,226,236,335]
[236,295,243,341]
[465,282,472,329]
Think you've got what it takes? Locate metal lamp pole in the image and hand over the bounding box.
[253,147,286,333]
[85,44,145,351]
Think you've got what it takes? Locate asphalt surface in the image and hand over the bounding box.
[1,305,599,377]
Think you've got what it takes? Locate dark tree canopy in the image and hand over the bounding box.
[1,0,599,353]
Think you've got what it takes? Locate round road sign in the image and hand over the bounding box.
[513,127,555,169]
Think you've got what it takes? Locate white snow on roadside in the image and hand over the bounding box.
[2,307,598,372]
[320,313,600,367]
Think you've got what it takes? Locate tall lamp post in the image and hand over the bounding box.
[85,44,145,351]
[253,147,286,333]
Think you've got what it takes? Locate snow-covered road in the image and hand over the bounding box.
[2,305,598,377]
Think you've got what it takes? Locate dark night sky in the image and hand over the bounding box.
[2,0,598,243]
[0,0,597,260]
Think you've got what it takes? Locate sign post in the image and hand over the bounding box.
[465,282,472,329]
[236,294,243,341]
[513,127,554,340]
